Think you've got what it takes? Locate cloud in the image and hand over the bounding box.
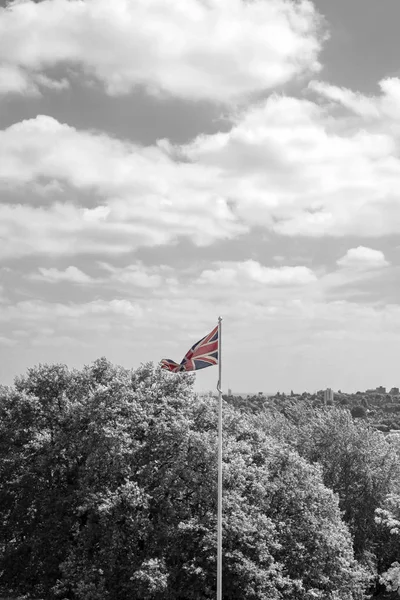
[0,203,157,259]
[32,266,93,284]
[98,262,176,289]
[0,0,323,103]
[309,78,400,120]
[3,286,400,357]
[0,199,242,261]
[28,262,178,290]
[181,81,400,237]
[3,74,400,260]
[0,116,244,258]
[337,247,389,270]
[0,64,39,96]
[34,74,70,91]
[2,258,400,392]
[2,260,318,343]
[0,298,143,325]
[0,63,70,96]
[197,260,317,286]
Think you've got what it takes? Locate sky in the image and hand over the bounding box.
[1,0,400,394]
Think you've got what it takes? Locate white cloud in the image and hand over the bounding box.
[28,262,177,290]
[0,64,39,96]
[33,266,93,284]
[2,288,400,362]
[3,75,400,259]
[98,262,175,289]
[0,203,155,259]
[0,199,241,261]
[309,78,400,120]
[337,247,389,270]
[2,261,400,392]
[181,82,400,237]
[0,63,70,96]
[0,116,244,258]
[0,298,143,324]
[197,260,317,286]
[35,73,70,91]
[0,0,323,102]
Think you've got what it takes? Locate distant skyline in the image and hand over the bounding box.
[1,0,400,393]
[218,384,400,396]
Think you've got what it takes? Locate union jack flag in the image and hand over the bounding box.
[161,325,218,373]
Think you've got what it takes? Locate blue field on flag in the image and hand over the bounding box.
[161,325,218,373]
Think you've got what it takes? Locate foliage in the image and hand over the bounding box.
[0,360,369,599]
[351,405,367,419]
[375,494,400,581]
[380,562,400,596]
[274,407,398,558]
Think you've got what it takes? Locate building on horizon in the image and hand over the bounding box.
[324,388,334,404]
[390,387,399,395]
[366,386,387,395]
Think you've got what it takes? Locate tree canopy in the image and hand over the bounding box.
[0,360,393,599]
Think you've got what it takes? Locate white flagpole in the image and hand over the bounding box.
[217,316,223,600]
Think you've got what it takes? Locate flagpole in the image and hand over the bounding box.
[217,316,222,600]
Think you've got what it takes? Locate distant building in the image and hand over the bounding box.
[390,387,400,395]
[227,388,232,396]
[324,388,334,404]
[366,386,387,395]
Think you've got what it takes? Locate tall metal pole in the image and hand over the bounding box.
[217,316,223,600]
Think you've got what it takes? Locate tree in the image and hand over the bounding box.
[351,405,367,419]
[0,361,369,599]
[273,407,398,558]
[374,494,400,579]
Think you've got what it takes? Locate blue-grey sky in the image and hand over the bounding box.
[1,0,400,394]
[317,0,400,92]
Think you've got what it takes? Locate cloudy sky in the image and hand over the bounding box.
[1,0,400,394]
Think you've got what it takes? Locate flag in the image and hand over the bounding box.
[161,325,218,373]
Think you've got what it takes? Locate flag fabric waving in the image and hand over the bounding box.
[161,325,218,373]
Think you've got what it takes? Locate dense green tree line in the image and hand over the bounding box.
[0,360,399,598]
